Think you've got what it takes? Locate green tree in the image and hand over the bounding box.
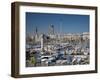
[30,57,36,64]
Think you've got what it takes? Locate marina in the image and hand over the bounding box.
[26,31,89,67]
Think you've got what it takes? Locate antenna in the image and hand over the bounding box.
[60,19,62,35]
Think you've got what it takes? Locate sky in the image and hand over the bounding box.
[26,12,89,35]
